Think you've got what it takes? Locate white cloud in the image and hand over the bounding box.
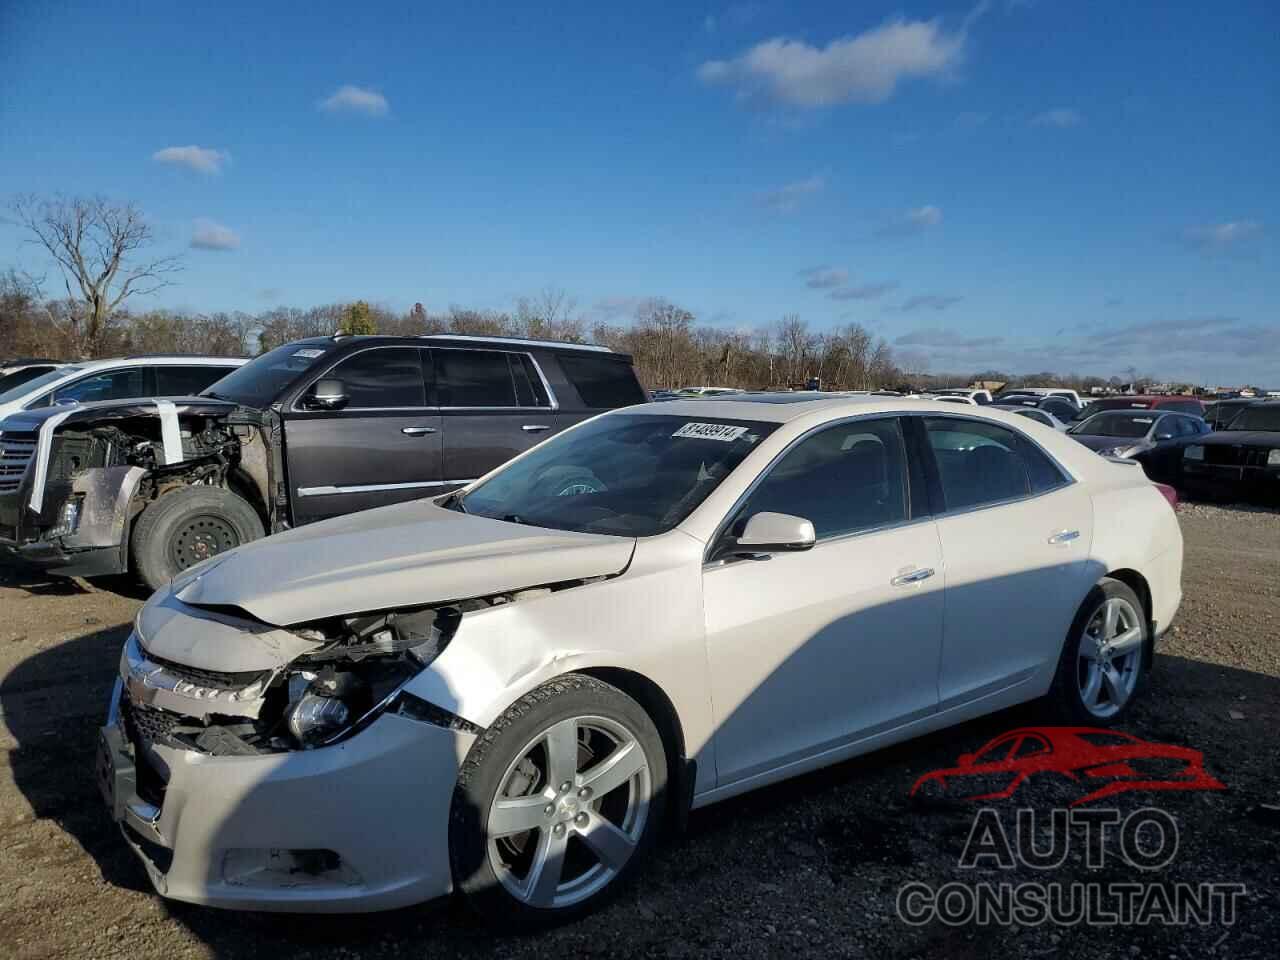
[1180,220,1263,256]
[697,13,976,108]
[876,204,943,238]
[757,174,824,213]
[190,219,240,251]
[1030,108,1082,128]
[318,84,390,116]
[152,145,229,174]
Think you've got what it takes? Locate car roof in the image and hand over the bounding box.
[74,355,247,369]
[624,392,1053,424]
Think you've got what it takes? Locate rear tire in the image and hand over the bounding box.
[130,486,264,591]
[1046,578,1149,725]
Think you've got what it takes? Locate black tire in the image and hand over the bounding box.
[531,465,607,499]
[130,486,265,591]
[450,674,668,930]
[1045,578,1149,725]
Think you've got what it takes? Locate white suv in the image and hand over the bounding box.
[0,355,245,421]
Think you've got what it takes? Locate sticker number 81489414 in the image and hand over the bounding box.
[671,422,749,442]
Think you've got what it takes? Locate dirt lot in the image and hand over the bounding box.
[1,504,1277,959]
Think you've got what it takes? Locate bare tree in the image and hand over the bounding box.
[9,194,182,356]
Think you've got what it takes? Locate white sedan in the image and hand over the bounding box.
[99,395,1182,926]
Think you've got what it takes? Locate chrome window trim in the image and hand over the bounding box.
[701,410,1079,565]
[297,479,478,498]
[289,344,559,413]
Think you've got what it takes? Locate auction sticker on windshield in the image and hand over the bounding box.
[672,422,750,442]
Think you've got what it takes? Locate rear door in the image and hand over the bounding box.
[918,416,1096,709]
[284,346,443,524]
[433,348,556,483]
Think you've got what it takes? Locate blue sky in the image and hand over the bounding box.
[1,0,1277,383]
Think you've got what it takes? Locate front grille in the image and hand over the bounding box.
[0,432,37,494]
[120,696,184,750]
[143,651,268,691]
[1205,445,1272,467]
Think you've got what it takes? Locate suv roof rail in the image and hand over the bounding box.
[120,353,246,361]
[422,334,612,353]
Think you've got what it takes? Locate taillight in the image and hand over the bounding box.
[1154,482,1178,510]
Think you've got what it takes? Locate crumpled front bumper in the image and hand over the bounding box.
[99,681,475,912]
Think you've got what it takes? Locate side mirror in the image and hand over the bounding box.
[53,396,80,407]
[1155,431,1174,441]
[733,512,816,556]
[306,378,348,411]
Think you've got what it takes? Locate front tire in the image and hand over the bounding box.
[130,486,265,591]
[1047,578,1148,725]
[450,674,667,929]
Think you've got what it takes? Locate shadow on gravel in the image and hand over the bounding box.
[2,629,1276,958]
[0,558,151,601]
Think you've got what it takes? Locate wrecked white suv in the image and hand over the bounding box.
[99,396,1182,925]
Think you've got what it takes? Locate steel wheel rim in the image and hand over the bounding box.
[486,714,650,909]
[169,514,239,571]
[1076,596,1144,718]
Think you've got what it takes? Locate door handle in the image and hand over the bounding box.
[521,424,552,433]
[891,567,935,586]
[1048,529,1080,545]
[401,426,437,436]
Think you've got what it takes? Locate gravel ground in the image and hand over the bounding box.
[1,504,1277,959]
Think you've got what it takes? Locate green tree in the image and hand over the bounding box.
[340,299,376,335]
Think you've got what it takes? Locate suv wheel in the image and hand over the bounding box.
[131,486,265,590]
[450,674,667,929]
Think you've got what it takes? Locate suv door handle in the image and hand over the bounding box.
[890,567,935,586]
[1048,529,1080,545]
[401,426,437,436]
[522,424,552,433]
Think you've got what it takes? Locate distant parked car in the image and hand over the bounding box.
[0,358,66,396]
[1181,401,1280,503]
[1068,410,1210,484]
[1202,397,1258,431]
[1069,395,1204,423]
[0,354,245,422]
[992,404,1070,431]
[996,393,1081,424]
[932,388,992,405]
[999,386,1084,408]
[924,393,978,406]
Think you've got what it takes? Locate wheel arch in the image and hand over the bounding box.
[1100,568,1154,668]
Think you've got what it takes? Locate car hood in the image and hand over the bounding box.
[0,396,236,433]
[170,499,637,626]
[1199,430,1280,446]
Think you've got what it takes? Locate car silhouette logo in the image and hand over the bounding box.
[910,727,1226,807]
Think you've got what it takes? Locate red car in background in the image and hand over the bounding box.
[910,727,1225,806]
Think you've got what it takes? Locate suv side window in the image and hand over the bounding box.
[556,354,647,408]
[434,349,518,407]
[325,348,425,408]
[923,417,1067,510]
[51,368,147,404]
[734,417,908,540]
[156,365,233,396]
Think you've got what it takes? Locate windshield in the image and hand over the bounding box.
[1071,398,1151,421]
[0,366,79,404]
[460,413,777,537]
[1226,406,1280,432]
[1070,412,1156,438]
[202,342,334,406]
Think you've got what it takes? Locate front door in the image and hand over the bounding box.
[702,417,944,787]
[285,346,443,524]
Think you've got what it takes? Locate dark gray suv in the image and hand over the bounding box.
[0,334,645,588]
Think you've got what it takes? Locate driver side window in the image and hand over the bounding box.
[733,417,908,541]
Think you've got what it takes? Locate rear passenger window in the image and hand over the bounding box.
[924,418,1067,511]
[736,418,907,540]
[52,368,147,404]
[156,365,232,396]
[325,348,425,408]
[435,349,517,407]
[556,354,647,408]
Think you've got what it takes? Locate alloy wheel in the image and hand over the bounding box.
[1076,596,1144,718]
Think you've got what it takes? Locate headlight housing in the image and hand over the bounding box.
[1184,445,1205,461]
[1268,449,1280,466]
